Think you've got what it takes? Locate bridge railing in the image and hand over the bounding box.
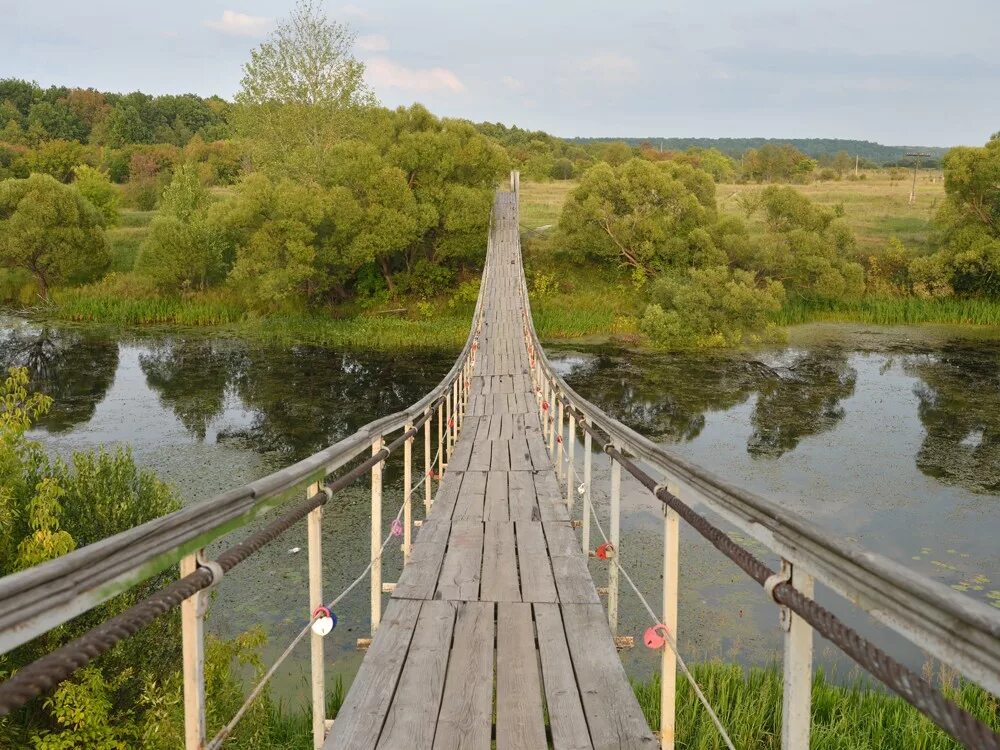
[0,249,490,748]
[512,210,999,748]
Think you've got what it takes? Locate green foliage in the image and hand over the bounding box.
[72,165,120,226]
[742,144,818,183]
[0,174,110,297]
[23,139,86,182]
[641,266,785,348]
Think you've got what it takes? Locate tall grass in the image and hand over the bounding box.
[776,296,1000,327]
[632,664,999,749]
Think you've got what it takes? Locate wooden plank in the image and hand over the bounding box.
[526,432,551,471]
[544,520,580,558]
[535,471,569,521]
[393,519,451,600]
[534,603,593,750]
[434,602,495,750]
[484,470,509,522]
[507,471,538,521]
[490,440,510,472]
[551,554,600,604]
[481,522,520,602]
[508,435,532,471]
[436,521,483,601]
[468,438,492,472]
[453,471,486,520]
[430,472,462,519]
[562,603,658,748]
[376,601,456,748]
[323,599,421,749]
[496,603,547,749]
[516,521,557,603]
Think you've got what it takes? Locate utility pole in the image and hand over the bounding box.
[906,152,930,205]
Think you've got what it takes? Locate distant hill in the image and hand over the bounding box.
[565,137,950,166]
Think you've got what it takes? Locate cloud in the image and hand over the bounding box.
[205,10,272,37]
[367,57,465,93]
[501,75,523,92]
[357,34,390,52]
[340,4,377,21]
[577,53,640,82]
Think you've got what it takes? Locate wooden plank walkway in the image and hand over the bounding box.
[325,191,656,749]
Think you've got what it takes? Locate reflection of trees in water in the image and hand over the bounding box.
[747,351,857,458]
[226,346,449,459]
[560,353,757,442]
[140,341,239,440]
[907,348,1000,494]
[559,347,858,459]
[0,327,119,431]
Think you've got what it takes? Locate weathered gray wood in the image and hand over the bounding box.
[526,432,551,471]
[484,470,509,522]
[562,603,658,748]
[323,599,420,749]
[468,438,492,472]
[534,603,594,750]
[508,435,532,471]
[515,521,557,603]
[496,603,547,749]
[434,602,495,749]
[535,470,569,521]
[393,519,451,600]
[552,554,600,604]
[376,601,456,748]
[436,521,483,601]
[481,522,520,602]
[507,471,537,521]
[544,520,581,558]
[452,471,486,520]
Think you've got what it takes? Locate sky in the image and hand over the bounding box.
[2,0,998,147]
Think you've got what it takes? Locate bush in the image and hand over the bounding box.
[72,164,120,226]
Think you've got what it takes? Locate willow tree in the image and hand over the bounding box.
[234,0,377,180]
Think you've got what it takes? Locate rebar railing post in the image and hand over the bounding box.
[424,408,432,512]
[566,412,576,511]
[180,552,206,750]
[403,421,413,564]
[660,503,680,750]
[781,560,814,750]
[582,429,592,554]
[370,436,383,635]
[608,442,621,634]
[306,486,325,749]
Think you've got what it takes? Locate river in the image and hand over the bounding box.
[2,318,997,693]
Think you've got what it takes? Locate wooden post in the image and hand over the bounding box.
[582,430,592,554]
[453,378,459,442]
[566,413,576,511]
[660,504,680,750]
[437,402,444,476]
[307,490,325,749]
[556,398,564,480]
[547,380,556,455]
[424,409,432,512]
[180,553,206,750]
[608,444,621,634]
[403,421,413,564]
[445,389,452,464]
[370,436,383,635]
[781,561,814,749]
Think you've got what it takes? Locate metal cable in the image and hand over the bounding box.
[0,404,443,716]
[556,397,998,750]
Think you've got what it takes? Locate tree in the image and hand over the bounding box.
[72,165,120,225]
[234,0,376,180]
[94,104,151,147]
[550,157,574,180]
[25,100,88,142]
[600,141,634,166]
[0,174,110,298]
[138,165,223,290]
[24,139,85,182]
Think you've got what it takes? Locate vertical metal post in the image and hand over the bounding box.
[781,561,814,749]
[608,443,621,634]
[660,503,680,750]
[307,488,325,749]
[370,436,383,635]
[582,430,592,554]
[437,401,444,475]
[403,422,413,564]
[566,413,576,511]
[424,409,432,512]
[556,398,564,480]
[180,553,206,750]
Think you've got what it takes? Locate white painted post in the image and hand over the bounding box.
[582,430,592,555]
[556,398,564,480]
[660,504,680,750]
[608,444,621,634]
[424,409,432,512]
[547,381,556,455]
[781,561,814,750]
[370,436,383,635]
[180,553,206,750]
[566,413,576,511]
[307,488,325,749]
[403,422,413,564]
[445,389,452,464]
[437,402,444,476]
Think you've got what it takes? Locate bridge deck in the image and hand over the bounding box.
[325,193,656,749]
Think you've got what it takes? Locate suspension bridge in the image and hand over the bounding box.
[0,174,998,749]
